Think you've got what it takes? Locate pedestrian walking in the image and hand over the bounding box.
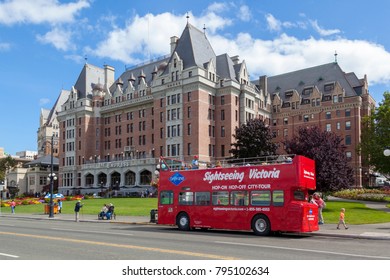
[337,208,348,229]
[74,200,83,222]
[10,200,16,214]
[57,199,62,213]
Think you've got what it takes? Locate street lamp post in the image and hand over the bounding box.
[48,134,55,218]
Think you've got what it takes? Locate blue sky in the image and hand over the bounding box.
[1,0,390,155]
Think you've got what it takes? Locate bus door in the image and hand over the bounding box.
[191,191,212,228]
[158,190,175,224]
[271,190,286,231]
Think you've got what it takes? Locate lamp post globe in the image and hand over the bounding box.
[384,148,390,157]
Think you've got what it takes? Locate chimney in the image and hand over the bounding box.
[259,75,268,94]
[170,36,179,54]
[231,55,239,65]
[104,65,115,88]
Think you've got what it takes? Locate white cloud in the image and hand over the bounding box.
[266,13,282,32]
[39,98,50,106]
[64,54,86,64]
[208,32,390,86]
[87,12,182,64]
[266,13,341,37]
[206,2,229,13]
[265,13,295,32]
[310,20,340,36]
[0,42,11,51]
[237,5,252,22]
[0,0,90,25]
[88,8,390,90]
[36,27,75,51]
[88,10,232,64]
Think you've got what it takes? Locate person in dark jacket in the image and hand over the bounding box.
[74,200,83,222]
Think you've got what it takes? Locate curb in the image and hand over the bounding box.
[3,214,390,240]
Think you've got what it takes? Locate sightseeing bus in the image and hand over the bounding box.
[157,155,318,236]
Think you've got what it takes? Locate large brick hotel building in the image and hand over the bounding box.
[53,22,375,194]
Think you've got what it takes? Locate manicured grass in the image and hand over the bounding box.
[2,198,390,224]
[1,197,158,216]
[323,201,390,224]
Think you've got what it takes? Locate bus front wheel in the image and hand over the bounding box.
[177,213,190,231]
[252,215,271,236]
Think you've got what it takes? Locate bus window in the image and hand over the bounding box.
[195,192,210,206]
[272,190,284,206]
[293,190,305,201]
[160,191,173,205]
[231,191,249,206]
[251,191,271,206]
[179,192,193,205]
[212,191,229,205]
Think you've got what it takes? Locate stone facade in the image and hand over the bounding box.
[55,23,375,194]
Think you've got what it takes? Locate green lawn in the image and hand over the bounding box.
[1,198,158,216]
[2,198,390,225]
[323,201,390,224]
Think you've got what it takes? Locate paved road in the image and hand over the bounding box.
[1,215,390,260]
[2,196,390,240]
[2,201,390,243]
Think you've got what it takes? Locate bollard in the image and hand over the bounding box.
[150,209,158,223]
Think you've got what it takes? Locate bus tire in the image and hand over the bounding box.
[252,214,271,236]
[177,213,190,231]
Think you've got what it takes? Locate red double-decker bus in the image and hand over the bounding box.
[157,155,318,236]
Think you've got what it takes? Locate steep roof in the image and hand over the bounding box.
[216,54,238,81]
[164,23,216,73]
[46,89,70,126]
[262,62,363,101]
[112,56,170,92]
[74,63,105,99]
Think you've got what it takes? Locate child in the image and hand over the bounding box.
[337,208,348,229]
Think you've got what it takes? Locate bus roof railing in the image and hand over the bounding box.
[220,154,296,167]
[158,154,296,171]
[221,154,295,166]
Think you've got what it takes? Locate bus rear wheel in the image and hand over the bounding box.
[252,215,271,236]
[177,213,190,231]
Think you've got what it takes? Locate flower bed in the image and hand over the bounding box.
[1,195,88,208]
[1,197,42,207]
[333,188,390,202]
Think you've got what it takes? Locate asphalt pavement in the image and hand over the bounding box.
[1,198,390,240]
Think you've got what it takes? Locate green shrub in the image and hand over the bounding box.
[333,188,389,202]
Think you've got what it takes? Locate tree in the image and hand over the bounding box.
[230,118,277,158]
[359,92,390,176]
[284,126,354,193]
[0,155,16,182]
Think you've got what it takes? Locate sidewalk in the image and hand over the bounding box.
[0,212,151,225]
[1,197,390,240]
[308,196,390,240]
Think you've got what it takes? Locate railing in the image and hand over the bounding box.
[81,157,158,170]
[158,154,296,171]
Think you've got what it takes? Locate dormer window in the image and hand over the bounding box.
[302,87,313,95]
[282,102,290,108]
[285,90,293,97]
[324,83,335,92]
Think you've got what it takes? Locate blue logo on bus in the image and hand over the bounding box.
[309,209,313,215]
[169,172,185,186]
